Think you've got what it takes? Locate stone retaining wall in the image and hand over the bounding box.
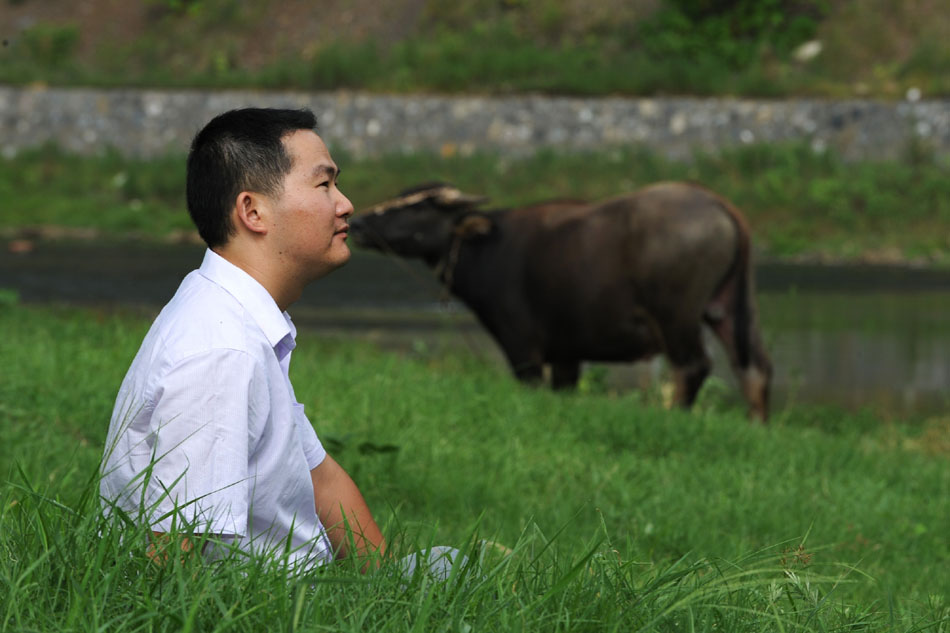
[2,85,949,161]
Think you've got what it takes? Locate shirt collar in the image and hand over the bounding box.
[198,249,297,358]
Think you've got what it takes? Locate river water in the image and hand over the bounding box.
[2,240,948,419]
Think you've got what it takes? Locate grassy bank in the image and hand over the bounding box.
[3,142,950,266]
[1,302,948,630]
[2,0,950,99]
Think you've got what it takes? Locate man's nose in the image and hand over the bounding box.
[337,191,354,217]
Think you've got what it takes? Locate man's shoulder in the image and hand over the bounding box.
[150,271,266,359]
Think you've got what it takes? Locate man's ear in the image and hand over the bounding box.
[233,191,269,235]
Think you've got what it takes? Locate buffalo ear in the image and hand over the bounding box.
[454,214,494,240]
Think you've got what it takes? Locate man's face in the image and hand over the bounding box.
[268,130,354,280]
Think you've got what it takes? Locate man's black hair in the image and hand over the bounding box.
[186,107,318,247]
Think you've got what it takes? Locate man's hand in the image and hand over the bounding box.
[146,531,199,566]
[310,455,387,570]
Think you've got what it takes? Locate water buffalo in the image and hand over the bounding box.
[348,182,773,421]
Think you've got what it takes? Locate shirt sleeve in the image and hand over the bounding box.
[144,348,259,536]
[293,403,327,469]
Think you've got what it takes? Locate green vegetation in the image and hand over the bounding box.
[0,147,191,238]
[1,302,949,630]
[1,0,949,98]
[4,142,949,265]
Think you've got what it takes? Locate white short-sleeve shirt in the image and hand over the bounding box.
[100,249,332,568]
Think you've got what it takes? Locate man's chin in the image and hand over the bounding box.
[316,248,351,278]
[335,246,352,267]
[310,249,350,281]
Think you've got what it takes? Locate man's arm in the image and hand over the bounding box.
[310,454,386,567]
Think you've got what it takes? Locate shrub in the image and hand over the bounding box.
[637,0,829,69]
[18,23,79,68]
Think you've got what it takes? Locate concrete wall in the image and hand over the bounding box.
[2,85,948,161]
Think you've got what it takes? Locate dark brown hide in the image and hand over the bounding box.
[350,182,772,421]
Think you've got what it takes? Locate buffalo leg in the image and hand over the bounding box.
[495,334,546,386]
[507,354,544,385]
[704,289,772,422]
[739,364,770,422]
[550,362,580,390]
[708,316,771,421]
[664,330,711,409]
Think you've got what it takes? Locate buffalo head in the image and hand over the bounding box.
[349,183,492,266]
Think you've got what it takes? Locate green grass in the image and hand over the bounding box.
[1,302,949,631]
[3,0,950,99]
[5,142,950,266]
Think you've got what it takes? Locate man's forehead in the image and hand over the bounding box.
[284,129,336,171]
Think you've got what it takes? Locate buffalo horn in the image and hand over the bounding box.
[434,187,488,207]
[364,185,487,215]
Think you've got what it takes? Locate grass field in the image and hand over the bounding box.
[1,302,948,631]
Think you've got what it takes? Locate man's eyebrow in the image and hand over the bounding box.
[311,164,339,180]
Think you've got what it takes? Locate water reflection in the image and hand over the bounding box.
[769,326,949,414]
[758,292,950,417]
[1,241,947,418]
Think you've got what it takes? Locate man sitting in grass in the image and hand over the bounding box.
[99,107,388,570]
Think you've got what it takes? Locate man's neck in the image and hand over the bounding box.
[211,244,300,312]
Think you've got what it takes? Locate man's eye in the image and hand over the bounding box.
[317,181,330,188]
